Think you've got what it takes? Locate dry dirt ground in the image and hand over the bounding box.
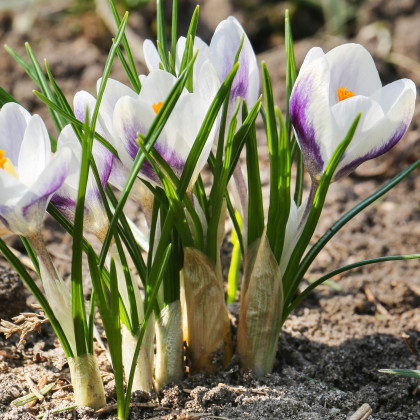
[0,0,420,419]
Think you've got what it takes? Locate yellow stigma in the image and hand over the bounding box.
[337,87,355,102]
[152,101,164,114]
[0,150,18,178]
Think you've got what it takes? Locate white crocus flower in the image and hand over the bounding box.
[0,102,78,357]
[51,124,113,240]
[113,64,220,188]
[290,43,416,181]
[143,16,259,117]
[0,103,72,236]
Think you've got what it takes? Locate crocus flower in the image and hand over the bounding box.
[290,43,416,181]
[113,64,220,188]
[0,103,72,236]
[51,123,113,239]
[143,16,259,118]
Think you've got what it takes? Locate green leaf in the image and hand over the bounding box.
[171,0,178,71]
[282,113,361,308]
[70,111,91,356]
[271,107,291,263]
[263,62,281,254]
[109,0,141,92]
[289,156,420,309]
[244,102,264,246]
[207,98,240,263]
[0,87,17,106]
[284,253,420,320]
[379,369,420,379]
[25,43,66,134]
[123,244,172,418]
[178,6,199,75]
[156,0,170,71]
[98,54,197,268]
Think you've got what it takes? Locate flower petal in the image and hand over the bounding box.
[209,17,259,109]
[143,39,163,71]
[138,70,178,105]
[0,103,31,165]
[325,43,382,105]
[96,78,138,139]
[113,96,158,180]
[290,55,334,178]
[335,79,416,179]
[18,114,51,186]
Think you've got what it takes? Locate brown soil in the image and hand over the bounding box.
[0,1,420,419]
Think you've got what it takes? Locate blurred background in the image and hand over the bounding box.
[0,0,419,145]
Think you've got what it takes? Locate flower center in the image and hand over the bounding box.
[0,150,18,178]
[337,87,355,102]
[152,102,164,114]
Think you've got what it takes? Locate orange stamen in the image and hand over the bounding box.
[0,149,18,178]
[337,87,355,102]
[152,101,164,114]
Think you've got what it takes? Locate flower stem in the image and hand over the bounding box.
[298,178,319,231]
[27,230,75,355]
[68,353,106,410]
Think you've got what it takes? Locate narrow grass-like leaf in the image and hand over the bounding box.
[227,211,242,304]
[4,45,36,79]
[228,97,262,181]
[171,0,178,71]
[70,112,91,356]
[25,43,66,133]
[207,98,240,263]
[109,0,141,92]
[123,244,172,418]
[214,35,245,185]
[244,103,264,246]
[285,9,297,139]
[0,238,73,357]
[272,107,291,263]
[263,62,280,253]
[87,248,125,418]
[156,0,170,71]
[178,62,239,196]
[99,55,196,268]
[294,151,304,206]
[290,157,420,307]
[0,87,17,106]
[178,6,199,75]
[137,138,194,247]
[284,254,420,320]
[378,369,420,379]
[32,90,119,157]
[283,113,361,307]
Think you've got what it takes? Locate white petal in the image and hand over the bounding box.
[209,16,259,108]
[298,47,325,75]
[194,59,221,109]
[335,79,416,179]
[330,95,385,163]
[18,114,51,186]
[97,77,137,139]
[143,39,163,71]
[0,103,31,165]
[289,54,334,177]
[325,43,382,105]
[29,146,72,199]
[113,96,156,170]
[74,90,96,122]
[0,169,26,207]
[138,70,178,105]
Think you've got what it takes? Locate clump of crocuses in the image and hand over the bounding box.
[0,1,418,419]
